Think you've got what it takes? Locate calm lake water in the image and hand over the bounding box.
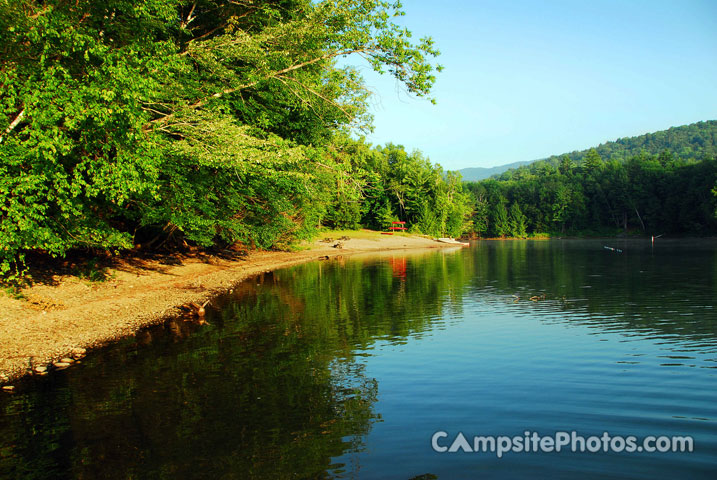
[1,239,716,479]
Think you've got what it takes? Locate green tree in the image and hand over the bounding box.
[559,155,574,176]
[471,192,490,237]
[0,0,443,276]
[509,203,527,238]
[582,148,604,175]
[551,184,573,233]
[491,198,510,237]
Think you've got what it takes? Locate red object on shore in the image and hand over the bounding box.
[389,221,407,231]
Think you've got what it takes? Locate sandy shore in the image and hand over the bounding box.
[0,232,459,384]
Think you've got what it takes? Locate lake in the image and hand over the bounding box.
[1,239,716,479]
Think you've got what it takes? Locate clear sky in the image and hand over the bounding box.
[350,0,717,171]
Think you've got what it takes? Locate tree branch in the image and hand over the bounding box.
[148,48,370,129]
[273,76,324,121]
[183,24,226,48]
[277,74,353,121]
[180,1,199,30]
[0,108,25,144]
[182,4,260,48]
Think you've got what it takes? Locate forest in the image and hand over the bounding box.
[1,1,716,280]
[0,0,473,278]
[465,144,717,238]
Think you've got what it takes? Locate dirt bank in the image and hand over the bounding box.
[0,232,460,384]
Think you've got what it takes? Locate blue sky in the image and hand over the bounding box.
[348,0,717,171]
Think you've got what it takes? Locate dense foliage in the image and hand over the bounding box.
[465,150,717,237]
[0,0,473,277]
[318,137,473,235]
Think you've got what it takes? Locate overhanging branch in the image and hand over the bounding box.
[147,48,371,130]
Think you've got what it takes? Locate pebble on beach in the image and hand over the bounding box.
[71,347,87,359]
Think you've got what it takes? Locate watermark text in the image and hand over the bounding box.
[431,431,693,458]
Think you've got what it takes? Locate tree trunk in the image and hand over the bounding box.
[634,207,646,231]
[0,108,25,143]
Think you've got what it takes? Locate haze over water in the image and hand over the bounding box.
[1,239,715,478]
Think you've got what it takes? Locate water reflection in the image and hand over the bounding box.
[1,240,716,479]
[469,239,717,349]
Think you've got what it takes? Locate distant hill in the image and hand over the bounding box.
[459,120,717,181]
[458,160,533,181]
[534,120,717,167]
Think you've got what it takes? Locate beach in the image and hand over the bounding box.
[0,232,457,383]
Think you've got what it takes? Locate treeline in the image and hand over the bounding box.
[0,0,468,277]
[319,137,473,236]
[465,150,717,237]
[3,2,716,279]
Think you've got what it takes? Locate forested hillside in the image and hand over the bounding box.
[0,0,474,277]
[465,149,717,238]
[460,120,717,182]
[527,120,717,172]
[462,121,717,238]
